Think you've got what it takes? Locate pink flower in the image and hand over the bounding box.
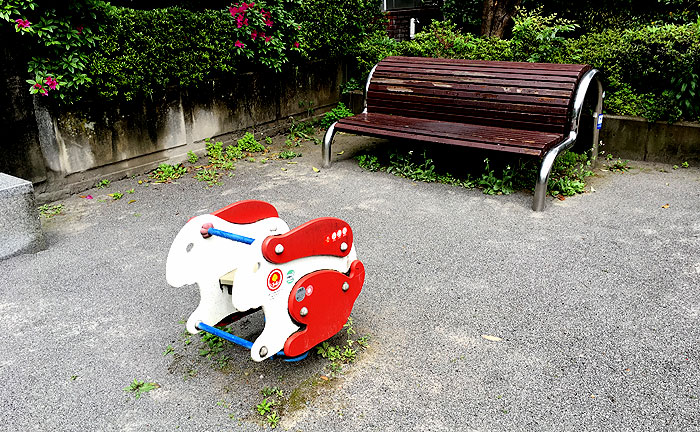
[15,18,31,29]
[33,83,42,89]
[243,18,248,26]
[264,18,273,27]
[45,76,58,90]
[251,29,257,40]
[235,40,245,48]
[294,42,299,48]
[76,26,84,34]
[264,35,271,43]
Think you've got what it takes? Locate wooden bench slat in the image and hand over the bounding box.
[367,94,569,120]
[372,77,573,97]
[377,61,587,77]
[337,114,561,153]
[384,56,590,73]
[335,122,548,157]
[341,113,561,143]
[366,109,567,135]
[378,64,585,80]
[373,71,577,91]
[370,84,572,107]
[366,107,567,134]
[376,65,582,83]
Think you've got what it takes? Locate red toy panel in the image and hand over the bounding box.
[261,217,353,264]
[212,200,279,224]
[283,260,365,357]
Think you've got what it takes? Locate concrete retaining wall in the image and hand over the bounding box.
[601,115,700,164]
[4,59,344,201]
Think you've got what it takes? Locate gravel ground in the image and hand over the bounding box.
[1,134,699,432]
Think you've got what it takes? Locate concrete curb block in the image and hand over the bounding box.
[0,173,45,260]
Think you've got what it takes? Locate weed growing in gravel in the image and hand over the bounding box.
[225,145,244,161]
[279,150,301,159]
[356,147,593,197]
[94,179,110,189]
[237,132,265,153]
[255,387,284,428]
[316,317,370,376]
[286,118,321,146]
[681,161,689,168]
[195,168,221,187]
[108,192,123,200]
[123,379,159,399]
[196,328,232,369]
[38,204,64,218]
[356,154,381,171]
[149,163,187,183]
[479,158,514,195]
[608,158,630,173]
[199,331,224,358]
[187,151,198,164]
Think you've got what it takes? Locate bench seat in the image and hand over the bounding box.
[335,113,564,157]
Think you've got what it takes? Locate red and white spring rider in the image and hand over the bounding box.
[166,200,365,362]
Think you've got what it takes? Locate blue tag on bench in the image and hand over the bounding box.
[597,114,603,130]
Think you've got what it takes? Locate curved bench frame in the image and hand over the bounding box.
[323,62,603,212]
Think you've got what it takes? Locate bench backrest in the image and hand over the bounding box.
[367,56,592,135]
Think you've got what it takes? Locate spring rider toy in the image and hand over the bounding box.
[166,200,365,361]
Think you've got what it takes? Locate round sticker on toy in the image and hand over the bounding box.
[267,269,283,291]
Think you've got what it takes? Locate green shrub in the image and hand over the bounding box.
[356,10,700,123]
[441,0,482,33]
[295,0,385,59]
[565,23,700,122]
[399,21,512,61]
[320,102,353,129]
[510,6,578,63]
[7,1,383,103]
[87,6,304,101]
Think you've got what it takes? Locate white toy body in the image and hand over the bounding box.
[166,201,363,362]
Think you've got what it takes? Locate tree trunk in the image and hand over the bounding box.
[480,0,521,38]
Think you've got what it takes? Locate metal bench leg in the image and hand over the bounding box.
[322,122,337,168]
[590,77,604,166]
[532,132,577,212]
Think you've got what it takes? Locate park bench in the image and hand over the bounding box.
[322,56,603,211]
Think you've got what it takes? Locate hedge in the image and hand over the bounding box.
[4,0,384,103]
[355,15,700,123]
[87,1,383,102]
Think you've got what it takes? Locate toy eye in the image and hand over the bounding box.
[186,243,194,253]
[253,262,260,273]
